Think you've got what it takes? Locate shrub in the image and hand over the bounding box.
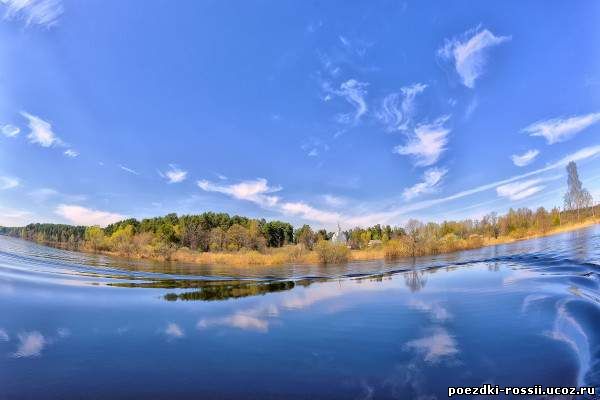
[314,240,350,264]
[384,238,411,260]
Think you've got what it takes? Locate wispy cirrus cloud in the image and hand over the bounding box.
[0,176,19,190]
[377,83,427,132]
[159,164,187,183]
[511,149,539,167]
[496,178,545,201]
[197,178,340,225]
[1,0,63,28]
[280,202,340,225]
[522,112,600,144]
[55,204,125,227]
[199,145,600,228]
[119,164,139,175]
[394,116,451,166]
[438,26,510,88]
[28,188,86,203]
[403,167,447,200]
[1,124,20,137]
[323,194,347,208]
[197,178,281,208]
[64,149,78,158]
[324,79,368,124]
[21,111,63,147]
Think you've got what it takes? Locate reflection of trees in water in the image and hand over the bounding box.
[488,262,499,272]
[572,229,591,260]
[404,269,427,292]
[164,280,297,301]
[110,278,317,302]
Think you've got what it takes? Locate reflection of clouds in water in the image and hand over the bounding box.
[405,328,459,363]
[164,323,185,339]
[116,326,130,335]
[13,331,46,358]
[546,299,590,386]
[197,304,278,333]
[383,362,435,400]
[57,327,71,338]
[0,283,15,295]
[408,299,452,322]
[357,379,374,400]
[283,279,385,310]
[282,285,344,310]
[520,293,550,313]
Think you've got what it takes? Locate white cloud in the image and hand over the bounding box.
[330,79,368,124]
[522,112,600,144]
[394,116,450,166]
[21,111,63,147]
[28,188,86,204]
[119,164,139,175]
[1,124,20,137]
[496,178,544,201]
[55,204,125,227]
[160,164,187,183]
[0,207,32,226]
[405,328,459,363]
[28,188,58,202]
[403,168,447,200]
[198,178,280,207]
[0,176,19,190]
[164,323,184,339]
[438,26,510,88]
[280,202,340,225]
[1,0,63,27]
[12,331,46,358]
[377,83,427,132]
[323,194,346,207]
[511,149,539,167]
[197,178,341,225]
[0,328,8,341]
[64,149,78,158]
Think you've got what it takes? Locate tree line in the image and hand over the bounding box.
[0,161,597,263]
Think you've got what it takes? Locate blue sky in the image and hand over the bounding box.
[1,0,599,229]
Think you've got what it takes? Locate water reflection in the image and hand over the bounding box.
[404,269,428,292]
[404,327,459,363]
[1,228,600,398]
[162,280,299,302]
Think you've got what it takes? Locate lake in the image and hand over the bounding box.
[0,226,599,399]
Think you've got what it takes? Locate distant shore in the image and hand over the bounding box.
[21,217,598,267]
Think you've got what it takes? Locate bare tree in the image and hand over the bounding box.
[564,161,593,221]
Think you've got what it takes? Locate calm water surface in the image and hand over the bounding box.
[1,227,599,399]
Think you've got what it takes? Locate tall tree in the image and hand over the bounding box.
[564,161,593,220]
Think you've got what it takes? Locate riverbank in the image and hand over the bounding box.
[80,217,600,267]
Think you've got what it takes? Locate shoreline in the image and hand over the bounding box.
[8,218,599,268]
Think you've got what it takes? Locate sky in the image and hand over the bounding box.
[1,0,600,229]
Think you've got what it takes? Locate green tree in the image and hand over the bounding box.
[84,226,106,251]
